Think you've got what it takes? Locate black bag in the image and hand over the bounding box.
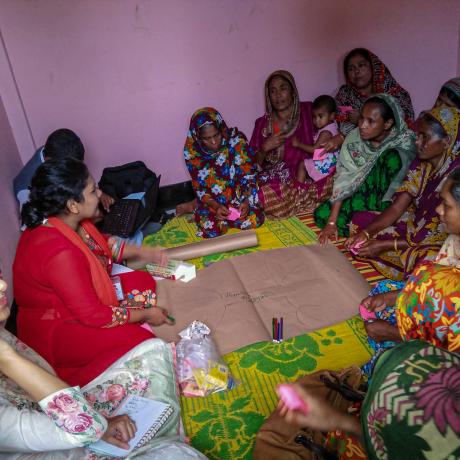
[99,161,160,200]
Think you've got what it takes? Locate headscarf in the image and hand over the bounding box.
[262,70,301,165]
[425,105,460,180]
[361,341,460,460]
[331,94,416,202]
[436,234,460,269]
[184,107,244,162]
[336,49,415,131]
[440,77,460,107]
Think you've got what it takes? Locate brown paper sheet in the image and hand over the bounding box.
[165,230,258,260]
[155,244,370,355]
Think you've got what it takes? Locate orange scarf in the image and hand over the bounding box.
[47,217,118,306]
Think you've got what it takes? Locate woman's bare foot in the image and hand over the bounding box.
[175,199,197,216]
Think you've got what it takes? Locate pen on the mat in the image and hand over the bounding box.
[280,317,283,341]
[272,317,275,341]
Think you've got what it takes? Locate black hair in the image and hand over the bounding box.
[21,157,89,228]
[363,96,395,123]
[418,112,448,139]
[343,48,372,78]
[43,129,85,161]
[312,95,337,113]
[439,87,460,110]
[447,168,460,203]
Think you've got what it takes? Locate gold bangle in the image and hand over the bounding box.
[394,239,398,252]
[363,230,371,240]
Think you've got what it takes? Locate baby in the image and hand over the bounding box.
[294,95,340,183]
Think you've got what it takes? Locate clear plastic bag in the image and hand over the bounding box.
[176,321,237,397]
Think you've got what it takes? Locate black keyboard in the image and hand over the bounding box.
[101,199,141,238]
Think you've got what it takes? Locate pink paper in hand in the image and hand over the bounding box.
[339,105,353,114]
[349,239,365,255]
[313,148,328,161]
[227,206,241,221]
[359,304,376,321]
[277,384,309,414]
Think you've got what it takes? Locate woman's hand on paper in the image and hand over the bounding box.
[318,223,338,245]
[277,383,360,435]
[215,204,230,221]
[239,201,249,219]
[360,293,387,313]
[347,110,360,125]
[103,414,137,450]
[319,134,343,153]
[354,239,389,257]
[144,307,175,327]
[261,133,286,153]
[345,231,368,250]
[365,320,401,343]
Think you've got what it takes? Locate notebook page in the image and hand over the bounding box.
[89,395,172,457]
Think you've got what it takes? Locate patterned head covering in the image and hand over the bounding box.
[362,341,460,459]
[264,70,300,135]
[262,70,301,165]
[424,106,460,178]
[186,107,233,159]
[440,77,460,106]
[331,93,416,202]
[341,48,415,123]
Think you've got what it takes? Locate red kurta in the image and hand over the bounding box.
[13,226,153,386]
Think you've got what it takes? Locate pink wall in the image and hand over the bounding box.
[0,95,21,293]
[1,0,460,189]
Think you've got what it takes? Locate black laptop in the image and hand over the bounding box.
[101,177,160,238]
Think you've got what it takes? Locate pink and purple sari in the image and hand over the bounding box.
[351,106,460,280]
[250,71,333,218]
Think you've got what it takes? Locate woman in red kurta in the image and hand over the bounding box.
[14,158,173,386]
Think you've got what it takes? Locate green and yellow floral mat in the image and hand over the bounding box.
[144,216,372,459]
[181,317,371,460]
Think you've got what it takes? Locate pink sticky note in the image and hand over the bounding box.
[359,304,376,321]
[313,148,327,161]
[339,105,354,114]
[227,206,241,221]
[140,322,154,333]
[349,239,365,255]
[277,384,309,414]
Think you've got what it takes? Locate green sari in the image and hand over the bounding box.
[314,94,416,237]
[361,341,460,460]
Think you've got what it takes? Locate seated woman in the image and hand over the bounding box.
[315,94,416,243]
[278,341,459,460]
[0,277,205,459]
[14,158,175,387]
[434,77,460,109]
[356,168,460,377]
[184,107,264,238]
[250,70,334,218]
[323,48,415,154]
[346,106,460,280]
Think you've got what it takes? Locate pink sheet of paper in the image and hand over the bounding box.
[227,206,241,221]
[313,148,327,161]
[338,105,353,114]
[359,304,376,321]
[349,239,365,255]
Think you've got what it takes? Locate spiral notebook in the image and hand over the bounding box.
[89,395,173,457]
